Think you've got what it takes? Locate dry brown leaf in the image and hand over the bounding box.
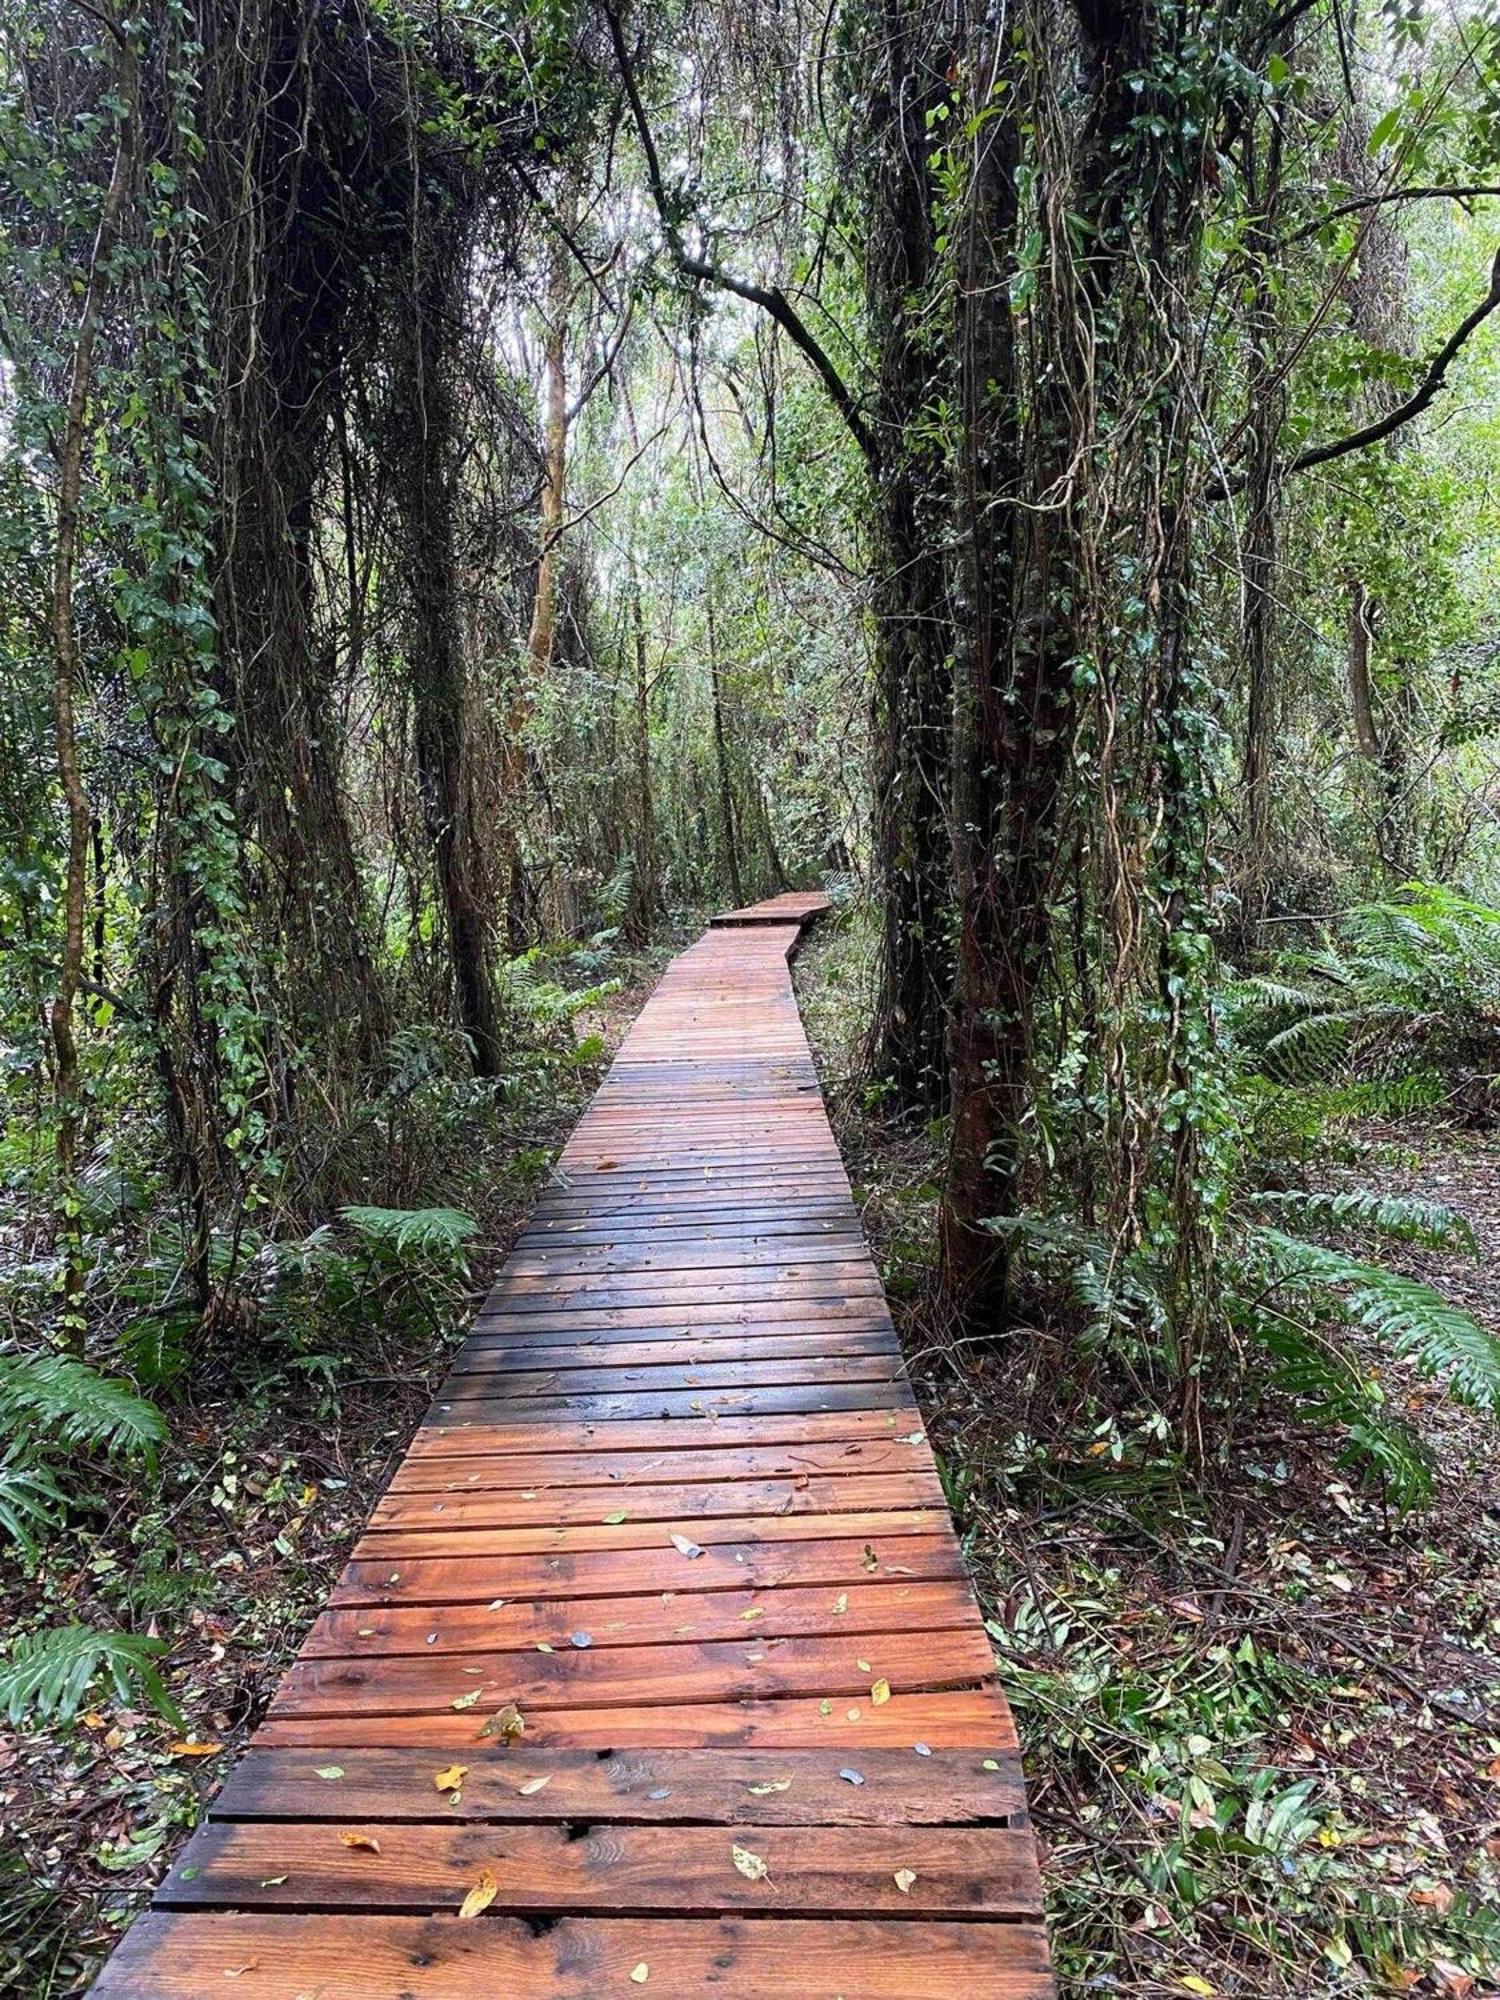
[339,1831,381,1854]
[458,1868,498,1920]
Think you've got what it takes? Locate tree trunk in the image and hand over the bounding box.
[863,0,954,1109]
[399,245,505,1074]
[706,597,744,907]
[49,23,137,1335]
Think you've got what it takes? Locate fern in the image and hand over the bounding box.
[0,1456,62,1556]
[1246,1188,1477,1257]
[1246,1313,1434,1511]
[1250,1227,1500,1411]
[340,1204,477,1258]
[0,1354,165,1459]
[0,1626,180,1728]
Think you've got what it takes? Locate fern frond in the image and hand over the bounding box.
[0,1355,166,1459]
[1247,1312,1434,1510]
[1250,1227,1500,1410]
[0,1457,63,1556]
[1246,1189,1477,1257]
[339,1205,477,1258]
[0,1626,180,1727]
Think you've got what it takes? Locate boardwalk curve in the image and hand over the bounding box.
[93,898,1053,1997]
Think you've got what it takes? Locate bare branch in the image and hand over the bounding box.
[601,0,879,470]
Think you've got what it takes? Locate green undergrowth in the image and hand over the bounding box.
[795,915,1500,2000]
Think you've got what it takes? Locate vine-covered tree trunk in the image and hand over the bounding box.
[397,245,505,1076]
[864,0,954,1109]
[48,22,138,1333]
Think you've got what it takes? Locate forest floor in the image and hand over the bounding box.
[0,942,674,1997]
[797,919,1500,2000]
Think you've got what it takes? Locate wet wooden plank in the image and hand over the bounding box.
[93,1912,1055,1999]
[155,1819,1043,1917]
[209,1745,1028,1825]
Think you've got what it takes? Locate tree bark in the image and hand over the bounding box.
[49,22,137,1333]
[864,0,955,1109]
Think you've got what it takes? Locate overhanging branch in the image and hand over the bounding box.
[1211,248,1500,498]
[602,0,879,471]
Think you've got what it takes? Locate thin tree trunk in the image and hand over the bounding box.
[49,23,137,1334]
[705,597,744,907]
[1239,83,1287,939]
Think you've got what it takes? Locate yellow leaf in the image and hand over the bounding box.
[479,1702,526,1744]
[433,1765,469,1792]
[1180,1980,1217,1997]
[451,1687,484,1712]
[169,1740,224,1758]
[730,1843,769,1882]
[339,1832,381,1854]
[870,1679,891,1707]
[458,1868,498,1920]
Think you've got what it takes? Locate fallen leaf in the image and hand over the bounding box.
[603,1510,628,1525]
[222,1967,257,1980]
[740,1607,763,1622]
[746,1779,792,1796]
[860,1545,879,1573]
[630,1966,650,1985]
[831,1593,848,1614]
[339,1832,381,1854]
[259,1874,288,1888]
[1180,1980,1216,1998]
[458,1868,498,1920]
[894,1868,917,1894]
[871,1679,891,1707]
[914,1742,931,1756]
[169,1741,224,1758]
[518,1775,552,1796]
[314,1765,345,1780]
[731,1843,769,1882]
[480,1702,526,1744]
[838,1768,864,1786]
[670,1533,704,1559]
[536,1642,554,1654]
[433,1765,469,1792]
[856,1658,871,1673]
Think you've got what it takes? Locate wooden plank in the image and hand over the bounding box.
[209,1745,1028,1825]
[386,1438,928,1491]
[304,1579,979,1657]
[366,1473,941,1531]
[252,1687,1018,1751]
[154,1819,1043,1918]
[330,1533,967,1608]
[269,1626,997,1718]
[93,1913,1055,1998]
[92,895,1052,2000]
[341,1508,948,1561]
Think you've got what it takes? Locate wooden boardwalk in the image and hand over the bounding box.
[94,897,1052,1997]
